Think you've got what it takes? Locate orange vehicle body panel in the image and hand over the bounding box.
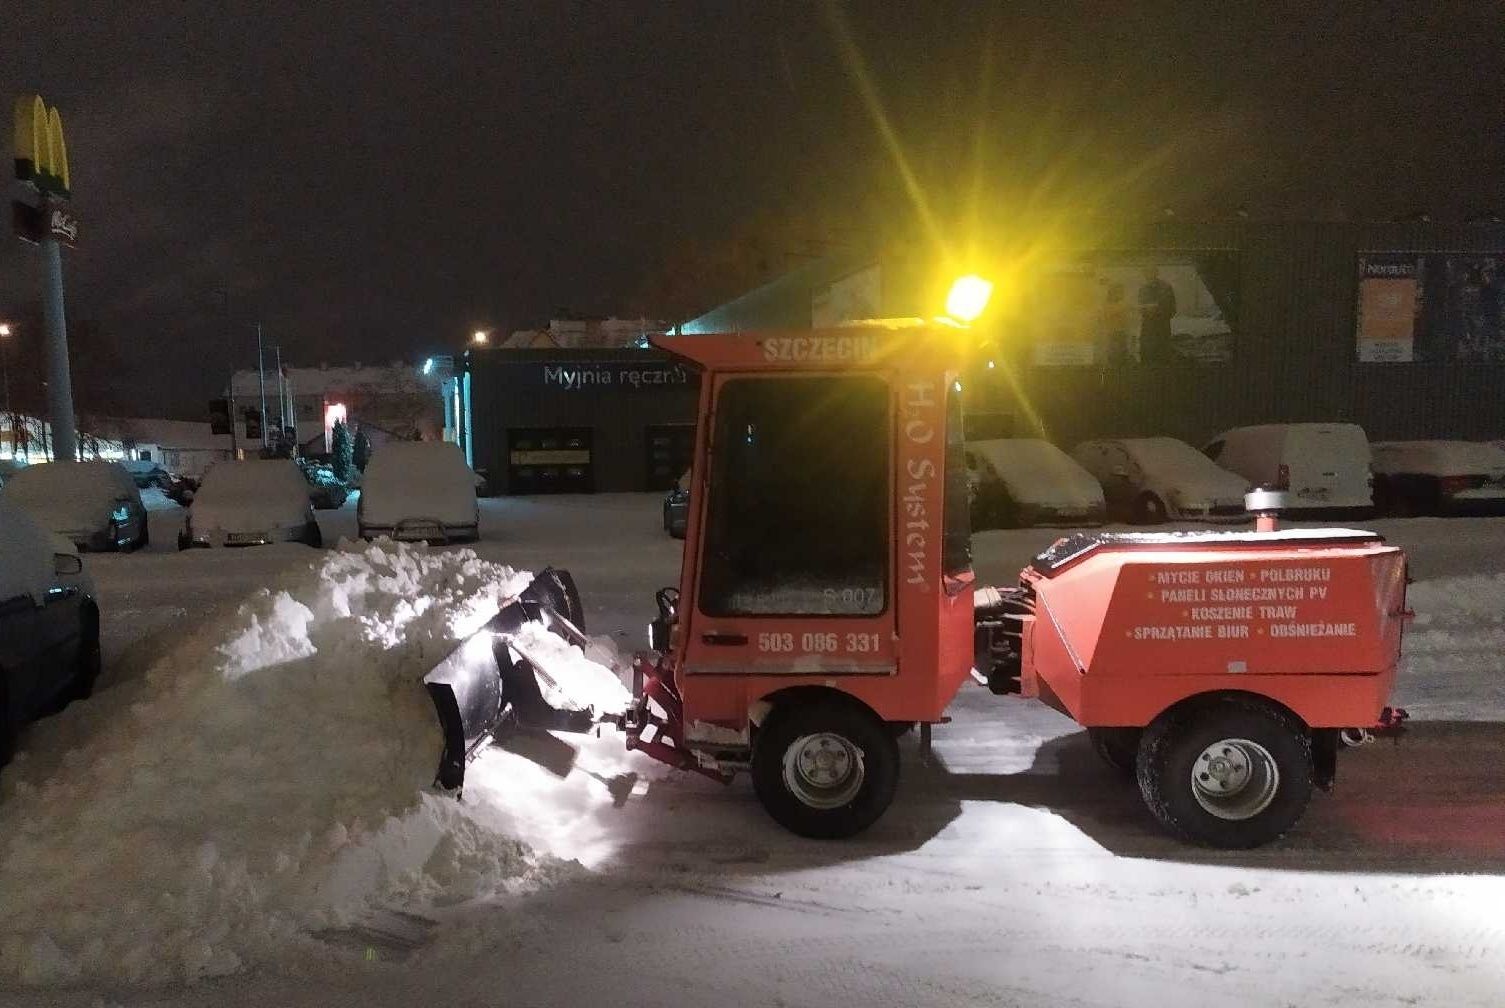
[655,327,975,729]
[1021,538,1408,728]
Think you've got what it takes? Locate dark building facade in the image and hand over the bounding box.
[681,221,1505,448]
[466,348,700,494]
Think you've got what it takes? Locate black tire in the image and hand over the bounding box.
[1132,492,1168,525]
[0,680,15,769]
[176,531,191,551]
[137,523,150,550]
[1136,697,1313,849]
[752,699,899,839]
[1088,727,1141,776]
[69,607,102,702]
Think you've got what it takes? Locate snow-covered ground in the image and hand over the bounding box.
[3,496,1503,1006]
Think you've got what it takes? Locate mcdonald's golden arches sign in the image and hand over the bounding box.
[14,94,71,198]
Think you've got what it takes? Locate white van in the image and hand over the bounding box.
[1203,423,1374,516]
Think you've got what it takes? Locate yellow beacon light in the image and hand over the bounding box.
[945,274,994,324]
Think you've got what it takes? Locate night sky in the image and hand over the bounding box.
[1,2,1501,417]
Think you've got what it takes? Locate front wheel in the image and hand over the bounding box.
[0,683,15,769]
[1137,697,1313,848]
[68,609,102,702]
[752,700,899,839]
[1132,492,1168,525]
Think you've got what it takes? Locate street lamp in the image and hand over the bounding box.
[472,330,489,346]
[944,274,994,325]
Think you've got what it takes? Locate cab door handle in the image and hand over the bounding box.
[701,632,748,646]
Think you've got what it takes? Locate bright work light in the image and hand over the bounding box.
[945,274,994,324]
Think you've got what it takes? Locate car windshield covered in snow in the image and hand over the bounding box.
[1121,437,1237,483]
[358,441,479,541]
[188,459,315,538]
[967,439,1101,507]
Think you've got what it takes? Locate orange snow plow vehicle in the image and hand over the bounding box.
[426,323,1409,849]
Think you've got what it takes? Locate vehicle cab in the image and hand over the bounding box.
[635,324,974,837]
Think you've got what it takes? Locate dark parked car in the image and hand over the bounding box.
[0,500,101,769]
[1372,441,1505,516]
[0,460,149,551]
[299,462,351,510]
[163,472,199,507]
[663,471,689,538]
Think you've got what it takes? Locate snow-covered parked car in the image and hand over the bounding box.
[179,459,322,549]
[357,441,479,543]
[0,460,148,551]
[0,499,101,768]
[1203,422,1374,518]
[1371,440,1505,516]
[1073,437,1248,524]
[965,438,1106,529]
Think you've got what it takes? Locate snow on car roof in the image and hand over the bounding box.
[361,441,477,526]
[1,460,137,501]
[197,458,309,502]
[1372,440,1505,476]
[0,461,139,532]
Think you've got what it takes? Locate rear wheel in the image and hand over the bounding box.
[1132,492,1168,524]
[1137,697,1313,848]
[1088,727,1141,776]
[753,700,899,839]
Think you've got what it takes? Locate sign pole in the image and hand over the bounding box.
[40,230,77,461]
[14,95,80,461]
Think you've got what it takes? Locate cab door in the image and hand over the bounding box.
[683,373,896,682]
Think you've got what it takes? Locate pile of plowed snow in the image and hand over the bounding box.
[0,541,637,987]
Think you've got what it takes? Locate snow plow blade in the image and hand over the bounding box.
[423,568,597,792]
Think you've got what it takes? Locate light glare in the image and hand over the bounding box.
[946,274,994,324]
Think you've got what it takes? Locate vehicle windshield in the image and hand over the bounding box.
[699,375,888,617]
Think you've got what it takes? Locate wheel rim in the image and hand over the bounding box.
[782,732,865,810]
[1190,737,1279,820]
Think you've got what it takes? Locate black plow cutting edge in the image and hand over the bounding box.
[423,568,595,792]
